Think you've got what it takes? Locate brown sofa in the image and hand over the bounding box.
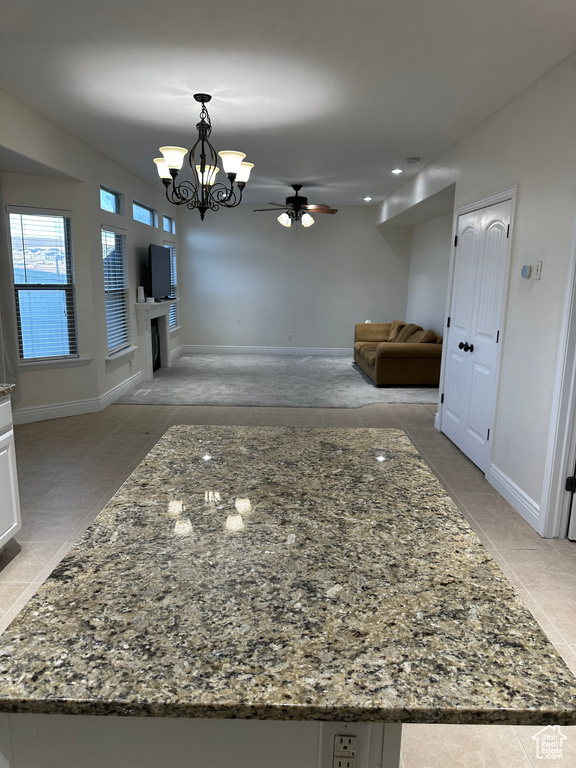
[354,320,442,387]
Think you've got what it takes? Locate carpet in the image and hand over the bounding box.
[117,354,439,408]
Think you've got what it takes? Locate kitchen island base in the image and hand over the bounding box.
[0,715,402,768]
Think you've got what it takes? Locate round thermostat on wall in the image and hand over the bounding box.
[521,265,532,279]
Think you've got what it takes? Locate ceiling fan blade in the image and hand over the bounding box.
[302,203,336,213]
[253,207,289,212]
[305,205,338,214]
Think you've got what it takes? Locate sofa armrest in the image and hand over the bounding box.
[354,323,392,343]
[376,342,443,359]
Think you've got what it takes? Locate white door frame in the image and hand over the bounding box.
[539,209,576,538]
[437,186,517,476]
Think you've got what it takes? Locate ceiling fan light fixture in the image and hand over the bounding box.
[301,213,315,227]
[218,150,246,176]
[159,146,188,171]
[278,212,292,228]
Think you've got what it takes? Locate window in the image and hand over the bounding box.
[133,201,156,227]
[8,208,78,362]
[100,186,122,214]
[163,215,176,234]
[164,241,178,328]
[101,228,130,355]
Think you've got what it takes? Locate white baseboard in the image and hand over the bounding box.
[171,344,184,361]
[486,463,541,530]
[12,372,143,425]
[179,345,352,357]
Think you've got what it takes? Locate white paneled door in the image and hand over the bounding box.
[441,200,512,471]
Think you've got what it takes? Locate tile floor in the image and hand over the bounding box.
[5,402,576,767]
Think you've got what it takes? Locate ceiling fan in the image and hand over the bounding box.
[253,184,338,227]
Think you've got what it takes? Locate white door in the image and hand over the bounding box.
[441,200,512,471]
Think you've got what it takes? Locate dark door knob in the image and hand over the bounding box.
[468,343,474,352]
[463,342,470,352]
[459,342,465,349]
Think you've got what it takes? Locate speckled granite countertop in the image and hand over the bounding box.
[0,384,15,400]
[0,426,574,724]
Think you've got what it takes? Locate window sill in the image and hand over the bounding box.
[170,325,182,336]
[106,345,138,365]
[20,356,92,371]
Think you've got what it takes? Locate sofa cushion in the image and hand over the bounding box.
[406,329,438,343]
[394,323,422,343]
[358,344,377,366]
[388,320,406,343]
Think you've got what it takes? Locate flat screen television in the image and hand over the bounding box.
[148,244,172,300]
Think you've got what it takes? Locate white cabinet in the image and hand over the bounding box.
[0,398,21,548]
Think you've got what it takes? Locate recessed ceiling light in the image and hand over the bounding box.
[406,157,422,164]
[363,196,373,202]
[391,168,403,175]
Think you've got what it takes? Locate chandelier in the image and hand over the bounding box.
[154,94,254,220]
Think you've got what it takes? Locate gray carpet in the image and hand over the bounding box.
[117,354,439,408]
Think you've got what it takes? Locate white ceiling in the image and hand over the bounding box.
[1,0,575,207]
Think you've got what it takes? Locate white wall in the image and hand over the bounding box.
[405,214,452,334]
[179,205,411,350]
[0,89,181,418]
[378,52,576,529]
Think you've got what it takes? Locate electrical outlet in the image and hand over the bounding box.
[318,722,382,768]
[333,758,355,768]
[334,735,357,757]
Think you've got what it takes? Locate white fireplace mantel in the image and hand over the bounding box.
[135,300,176,381]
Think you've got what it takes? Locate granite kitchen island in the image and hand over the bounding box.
[0,425,573,767]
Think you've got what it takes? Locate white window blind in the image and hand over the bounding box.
[8,209,78,362]
[165,241,178,327]
[102,228,130,355]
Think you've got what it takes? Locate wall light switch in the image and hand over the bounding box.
[535,260,543,280]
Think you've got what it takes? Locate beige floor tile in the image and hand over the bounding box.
[24,485,117,514]
[17,485,49,512]
[241,407,288,426]
[475,516,552,551]
[321,409,364,427]
[0,541,64,583]
[457,493,518,522]
[286,409,325,427]
[529,589,576,643]
[401,724,532,768]
[501,549,576,591]
[515,724,576,765]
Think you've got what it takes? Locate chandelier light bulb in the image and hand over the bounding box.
[236,162,254,184]
[159,146,188,171]
[154,158,171,180]
[301,213,315,227]
[195,165,219,186]
[218,151,246,175]
[278,213,292,228]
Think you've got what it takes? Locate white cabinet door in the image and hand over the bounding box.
[441,200,512,471]
[0,428,21,547]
